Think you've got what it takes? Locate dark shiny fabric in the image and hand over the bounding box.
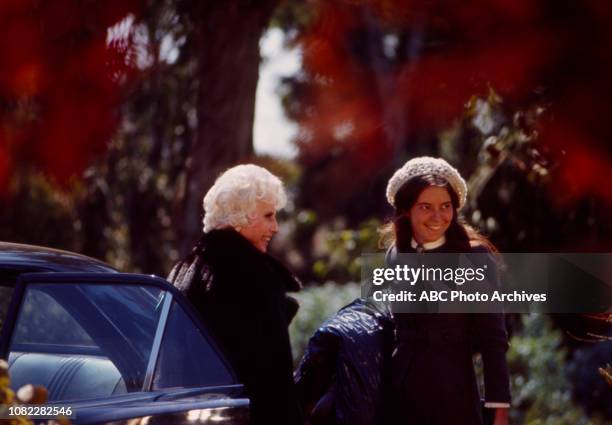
[389,244,511,425]
[295,299,394,425]
[167,228,303,425]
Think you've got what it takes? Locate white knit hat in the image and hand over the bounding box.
[386,156,467,209]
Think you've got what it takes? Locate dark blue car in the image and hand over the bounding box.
[0,242,249,424]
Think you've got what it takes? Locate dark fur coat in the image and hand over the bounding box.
[168,228,303,425]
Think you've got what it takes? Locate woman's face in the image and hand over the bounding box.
[408,186,454,244]
[238,200,279,252]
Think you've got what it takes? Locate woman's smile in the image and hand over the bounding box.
[239,201,279,252]
[408,186,454,244]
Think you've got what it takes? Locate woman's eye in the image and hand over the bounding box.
[420,205,430,211]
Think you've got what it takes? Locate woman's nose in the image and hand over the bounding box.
[271,218,279,233]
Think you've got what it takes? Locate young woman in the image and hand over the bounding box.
[383,157,511,425]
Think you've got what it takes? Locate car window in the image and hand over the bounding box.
[0,286,13,335]
[153,301,234,389]
[0,270,19,335]
[12,289,95,346]
[8,283,164,402]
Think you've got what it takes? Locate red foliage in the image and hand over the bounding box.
[542,124,612,206]
[0,0,139,192]
[0,145,9,191]
[293,0,612,208]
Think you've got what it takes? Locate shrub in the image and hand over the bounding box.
[289,281,361,362]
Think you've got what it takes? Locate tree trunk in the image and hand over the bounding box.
[178,0,279,255]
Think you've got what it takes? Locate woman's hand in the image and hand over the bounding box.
[492,408,509,425]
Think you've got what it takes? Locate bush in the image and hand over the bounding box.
[289,282,361,362]
[507,314,608,425]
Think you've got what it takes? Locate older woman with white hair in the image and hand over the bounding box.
[168,164,304,425]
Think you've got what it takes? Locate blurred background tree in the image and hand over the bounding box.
[1,0,284,274]
[3,0,611,271]
[277,0,612,252]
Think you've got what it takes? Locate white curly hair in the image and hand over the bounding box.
[202,164,287,233]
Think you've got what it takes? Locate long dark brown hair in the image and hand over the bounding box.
[380,174,497,253]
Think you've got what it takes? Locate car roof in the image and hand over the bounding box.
[0,242,117,273]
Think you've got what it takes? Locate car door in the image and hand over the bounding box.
[0,272,249,424]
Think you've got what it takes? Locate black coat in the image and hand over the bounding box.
[388,243,511,425]
[294,298,394,425]
[167,228,304,425]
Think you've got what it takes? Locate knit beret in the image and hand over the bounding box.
[386,156,468,209]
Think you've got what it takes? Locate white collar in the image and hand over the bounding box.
[411,235,446,251]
